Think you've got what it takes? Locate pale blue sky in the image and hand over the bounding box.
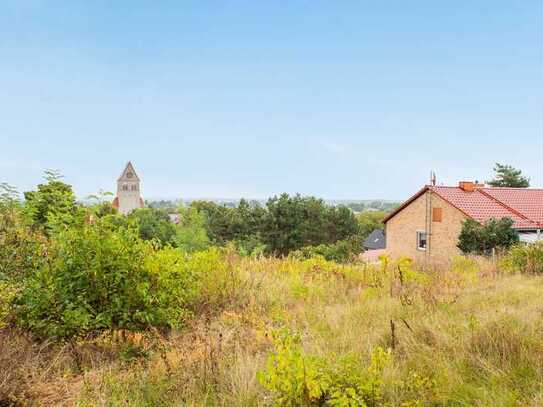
[1,1,542,200]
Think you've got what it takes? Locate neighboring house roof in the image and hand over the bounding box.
[384,184,543,230]
[363,229,386,250]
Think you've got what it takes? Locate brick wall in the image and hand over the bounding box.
[385,191,467,262]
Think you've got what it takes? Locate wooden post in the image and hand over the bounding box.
[390,319,396,350]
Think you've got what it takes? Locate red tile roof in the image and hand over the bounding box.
[384,185,543,230]
[481,188,543,225]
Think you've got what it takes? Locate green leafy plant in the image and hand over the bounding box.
[258,328,391,406]
[326,348,391,407]
[12,219,200,339]
[257,328,331,406]
[0,282,16,328]
[129,207,177,247]
[0,186,46,282]
[501,242,543,274]
[289,236,363,263]
[173,206,211,252]
[396,371,437,406]
[23,170,82,233]
[457,218,519,255]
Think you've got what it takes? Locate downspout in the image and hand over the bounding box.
[428,190,432,259]
[425,188,432,263]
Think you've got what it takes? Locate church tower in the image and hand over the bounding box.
[112,162,144,215]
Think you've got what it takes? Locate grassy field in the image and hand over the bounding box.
[2,254,543,406]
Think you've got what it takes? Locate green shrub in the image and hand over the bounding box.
[0,282,16,328]
[23,170,82,233]
[234,235,267,257]
[502,242,543,274]
[0,205,46,283]
[257,328,331,405]
[458,218,519,255]
[326,349,391,407]
[290,236,363,263]
[12,219,200,339]
[173,206,211,253]
[128,208,177,246]
[185,246,246,311]
[258,328,391,406]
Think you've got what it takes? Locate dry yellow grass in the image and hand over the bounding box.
[2,255,543,406]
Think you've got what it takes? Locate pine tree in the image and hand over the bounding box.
[487,163,530,188]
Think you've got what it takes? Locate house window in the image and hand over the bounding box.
[131,184,138,191]
[122,184,129,191]
[416,231,427,251]
[432,207,443,222]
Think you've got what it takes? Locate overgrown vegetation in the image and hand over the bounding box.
[13,220,203,339]
[502,241,543,274]
[2,173,543,405]
[3,244,543,405]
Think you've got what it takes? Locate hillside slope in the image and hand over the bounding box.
[2,256,543,406]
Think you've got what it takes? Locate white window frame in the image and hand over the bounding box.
[416,230,427,251]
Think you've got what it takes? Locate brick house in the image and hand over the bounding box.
[383,181,543,262]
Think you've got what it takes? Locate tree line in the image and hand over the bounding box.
[0,171,388,342]
[140,195,387,260]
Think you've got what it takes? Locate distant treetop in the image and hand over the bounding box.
[487,163,530,188]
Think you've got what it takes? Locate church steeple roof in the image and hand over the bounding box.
[117,161,140,182]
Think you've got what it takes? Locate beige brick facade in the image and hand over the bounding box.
[385,191,467,263]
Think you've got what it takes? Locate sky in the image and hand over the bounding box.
[1,1,542,201]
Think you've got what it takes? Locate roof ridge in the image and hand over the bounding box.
[431,185,543,191]
[482,187,543,191]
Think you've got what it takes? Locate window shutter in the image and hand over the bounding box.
[432,207,443,222]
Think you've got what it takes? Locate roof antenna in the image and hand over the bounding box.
[430,171,437,186]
